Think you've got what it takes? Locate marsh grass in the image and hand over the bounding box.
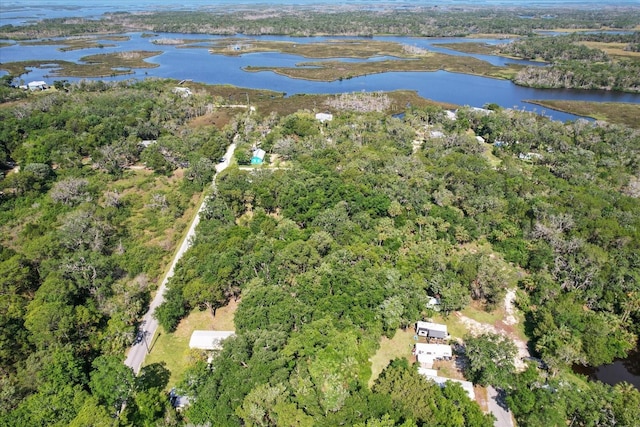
[527,100,640,129]
[1,50,161,78]
[208,39,411,58]
[19,35,130,51]
[577,41,640,59]
[433,42,498,55]
[245,52,521,82]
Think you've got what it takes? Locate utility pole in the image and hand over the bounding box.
[142,330,150,354]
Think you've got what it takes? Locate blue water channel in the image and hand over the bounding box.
[2,32,640,122]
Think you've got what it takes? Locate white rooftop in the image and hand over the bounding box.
[416,321,447,333]
[252,148,266,160]
[189,330,235,350]
[415,343,452,356]
[315,112,333,122]
[418,369,475,400]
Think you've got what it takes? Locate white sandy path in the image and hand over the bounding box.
[454,289,530,371]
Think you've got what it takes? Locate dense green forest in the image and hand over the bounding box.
[1,6,639,40]
[0,79,229,425]
[161,99,640,424]
[1,80,640,426]
[498,32,640,92]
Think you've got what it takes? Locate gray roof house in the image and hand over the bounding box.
[415,321,448,339]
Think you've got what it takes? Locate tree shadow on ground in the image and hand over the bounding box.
[137,362,171,391]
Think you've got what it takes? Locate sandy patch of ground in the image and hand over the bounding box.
[455,288,530,370]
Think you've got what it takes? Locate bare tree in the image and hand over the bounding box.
[50,177,90,206]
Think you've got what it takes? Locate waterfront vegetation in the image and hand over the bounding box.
[527,100,640,128]
[19,35,131,52]
[439,32,640,92]
[2,6,639,40]
[0,50,162,79]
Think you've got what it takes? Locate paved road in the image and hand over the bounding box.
[487,386,514,427]
[124,143,236,374]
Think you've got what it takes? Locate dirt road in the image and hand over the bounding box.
[124,143,236,374]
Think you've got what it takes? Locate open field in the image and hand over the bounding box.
[434,42,500,56]
[368,328,416,387]
[526,100,640,129]
[577,41,640,59]
[0,50,161,77]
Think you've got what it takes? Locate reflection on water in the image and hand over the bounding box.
[575,349,640,390]
[2,32,640,122]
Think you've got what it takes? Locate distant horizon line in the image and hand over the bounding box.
[5,0,640,5]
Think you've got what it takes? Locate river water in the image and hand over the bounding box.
[2,32,640,122]
[575,349,640,391]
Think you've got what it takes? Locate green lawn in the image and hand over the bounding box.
[143,299,238,388]
[368,328,417,388]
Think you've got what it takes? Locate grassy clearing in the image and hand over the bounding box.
[143,299,239,388]
[526,100,640,129]
[431,313,468,340]
[461,302,505,327]
[368,328,417,387]
[577,41,640,59]
[142,310,214,389]
[480,142,502,168]
[433,42,498,55]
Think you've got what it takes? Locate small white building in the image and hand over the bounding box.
[426,297,440,311]
[172,87,192,97]
[418,369,475,400]
[414,343,452,368]
[27,81,48,91]
[315,112,333,122]
[416,321,448,340]
[251,148,266,165]
[189,330,235,350]
[414,343,452,359]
